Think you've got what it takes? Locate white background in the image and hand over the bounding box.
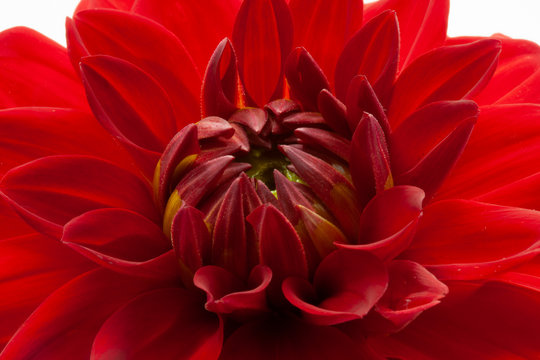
[0,0,538,46]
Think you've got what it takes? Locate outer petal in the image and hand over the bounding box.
[220,318,367,360]
[0,234,92,349]
[0,27,86,109]
[75,0,134,12]
[402,200,540,280]
[370,282,540,359]
[363,0,449,70]
[387,39,501,128]
[0,269,161,359]
[0,155,157,238]
[437,104,540,207]
[131,0,242,73]
[289,0,363,84]
[91,288,222,360]
[0,107,131,177]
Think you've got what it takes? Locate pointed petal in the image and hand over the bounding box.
[295,128,351,162]
[74,9,200,127]
[0,155,157,239]
[283,249,388,325]
[364,0,449,69]
[0,27,86,109]
[336,10,398,103]
[131,0,242,73]
[285,47,329,111]
[229,107,268,134]
[281,145,361,238]
[194,265,271,316]
[350,113,392,208]
[388,39,501,127]
[289,0,363,84]
[233,0,293,106]
[1,269,159,359]
[202,39,242,118]
[91,288,222,360]
[403,200,540,280]
[317,89,351,137]
[297,205,347,257]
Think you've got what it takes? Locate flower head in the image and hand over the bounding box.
[1,0,539,358]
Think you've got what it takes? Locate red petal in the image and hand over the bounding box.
[80,55,176,170]
[0,234,92,348]
[1,155,157,238]
[403,200,540,280]
[297,205,347,258]
[338,186,424,261]
[335,10,398,104]
[281,145,361,238]
[294,128,351,162]
[247,204,308,282]
[317,89,351,137]
[171,206,211,274]
[194,265,271,316]
[285,47,329,111]
[229,108,268,134]
[75,0,134,12]
[350,113,392,208]
[220,318,366,360]
[0,107,132,177]
[494,256,540,293]
[202,39,242,118]
[371,282,540,359]
[437,104,540,204]
[283,249,387,325]
[1,269,159,359]
[0,27,86,109]
[375,260,448,329]
[289,0,363,85]
[91,288,222,360]
[364,0,449,70]
[132,0,242,73]
[232,0,293,106]
[73,9,200,127]
[388,39,501,127]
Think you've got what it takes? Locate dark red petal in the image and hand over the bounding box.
[247,204,308,282]
[274,170,315,223]
[403,200,540,280]
[350,113,392,208]
[197,117,235,140]
[0,107,132,177]
[289,0,363,85]
[281,145,361,238]
[229,108,268,134]
[202,39,242,118]
[297,205,347,258]
[91,288,222,360]
[232,0,293,106]
[171,206,211,275]
[375,260,448,329]
[283,250,388,325]
[394,106,477,201]
[62,208,177,280]
[437,104,540,205]
[493,256,540,293]
[388,39,501,127]
[221,318,369,360]
[345,75,391,137]
[285,47,329,111]
[153,124,200,211]
[317,89,351,137]
[371,282,540,359]
[0,155,157,239]
[391,100,479,175]
[194,265,271,316]
[74,9,200,127]
[1,269,159,359]
[80,55,176,152]
[0,27,86,109]
[335,10,398,104]
[364,0,449,70]
[338,186,424,261]
[0,234,92,348]
[132,0,242,73]
[294,128,351,162]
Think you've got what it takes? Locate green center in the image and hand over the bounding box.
[239,147,301,190]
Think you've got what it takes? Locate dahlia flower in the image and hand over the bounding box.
[1,0,539,358]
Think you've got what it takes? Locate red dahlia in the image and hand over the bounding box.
[1,0,539,359]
